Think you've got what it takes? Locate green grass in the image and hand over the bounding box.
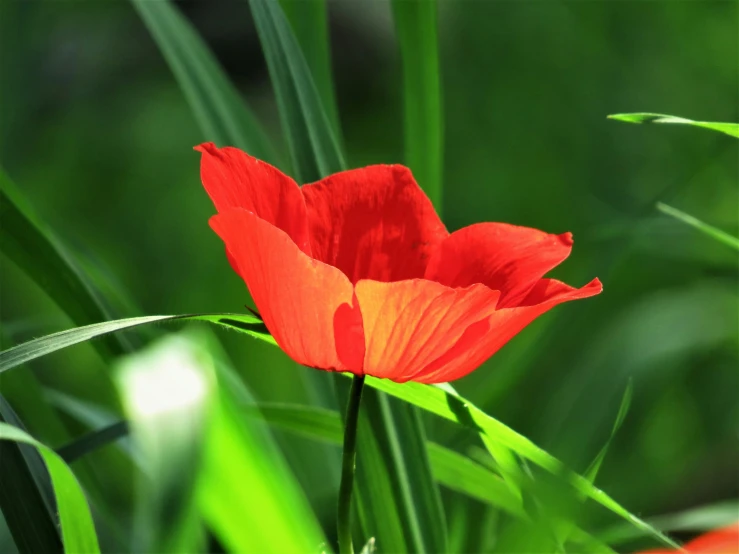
[0,0,736,552]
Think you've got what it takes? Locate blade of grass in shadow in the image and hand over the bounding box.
[608,113,739,138]
[278,0,341,142]
[391,0,443,211]
[0,169,130,360]
[657,202,739,251]
[248,1,446,550]
[0,422,100,554]
[248,0,344,183]
[0,396,61,554]
[130,0,279,163]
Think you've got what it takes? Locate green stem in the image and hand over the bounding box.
[337,374,365,554]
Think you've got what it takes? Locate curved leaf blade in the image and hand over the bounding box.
[0,423,100,554]
[608,113,739,138]
[249,0,344,182]
[0,169,128,360]
[366,378,681,549]
[0,397,61,554]
[199,371,326,553]
[0,315,675,548]
[131,0,279,162]
[598,501,739,546]
[0,313,271,374]
[278,0,341,141]
[657,202,739,251]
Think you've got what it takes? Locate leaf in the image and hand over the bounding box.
[0,314,678,548]
[0,168,128,360]
[114,332,214,553]
[366,378,681,549]
[362,393,448,552]
[425,442,524,517]
[0,423,100,553]
[130,0,279,163]
[238,402,525,517]
[198,371,326,553]
[598,500,739,546]
[278,0,341,141]
[241,401,615,553]
[657,202,739,251]
[0,313,271,374]
[56,420,130,465]
[48,340,328,554]
[248,0,344,183]
[0,396,61,554]
[391,0,443,211]
[243,402,342,444]
[608,113,739,138]
[584,379,633,483]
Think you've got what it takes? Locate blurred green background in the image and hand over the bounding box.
[1,0,737,552]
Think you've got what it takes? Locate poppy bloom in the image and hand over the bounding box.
[196,143,602,384]
[635,523,739,553]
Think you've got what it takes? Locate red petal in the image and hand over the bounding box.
[302,165,448,283]
[210,208,363,373]
[354,279,500,381]
[424,222,575,308]
[195,143,311,254]
[413,278,602,383]
[684,524,739,553]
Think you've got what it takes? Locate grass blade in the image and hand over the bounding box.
[0,397,61,554]
[584,379,633,483]
[278,0,341,140]
[608,113,739,138]
[657,202,739,251]
[248,0,344,183]
[131,0,279,162]
[366,377,682,549]
[598,501,739,546]
[0,313,271,374]
[0,423,100,553]
[198,371,326,553]
[391,0,443,211]
[240,402,523,516]
[0,169,128,360]
[56,421,129,465]
[242,401,615,553]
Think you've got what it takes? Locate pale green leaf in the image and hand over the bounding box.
[608,113,739,138]
[657,202,739,251]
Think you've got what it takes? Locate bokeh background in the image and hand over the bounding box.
[1,0,737,552]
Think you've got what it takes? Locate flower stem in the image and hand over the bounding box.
[337,374,365,554]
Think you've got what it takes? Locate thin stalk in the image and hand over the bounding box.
[337,374,365,554]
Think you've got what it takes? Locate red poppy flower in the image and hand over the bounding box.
[635,523,739,553]
[196,143,602,383]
